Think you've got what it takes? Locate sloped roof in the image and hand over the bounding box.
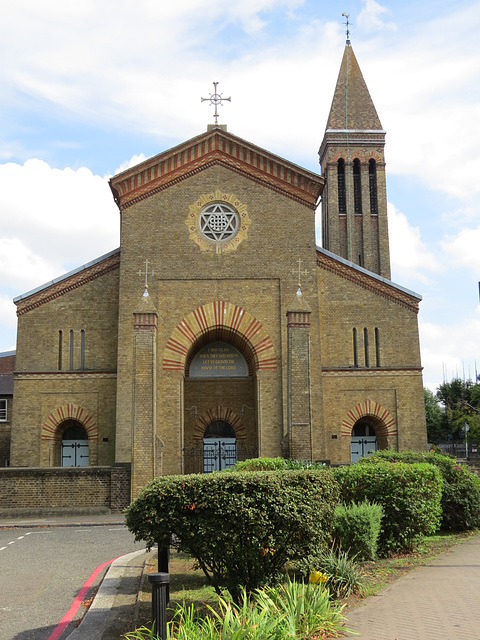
[14,249,120,316]
[325,43,383,131]
[316,247,421,313]
[0,373,14,395]
[109,127,323,210]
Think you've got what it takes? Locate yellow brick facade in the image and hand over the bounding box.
[8,43,427,500]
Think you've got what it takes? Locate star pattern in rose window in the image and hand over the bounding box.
[199,203,239,241]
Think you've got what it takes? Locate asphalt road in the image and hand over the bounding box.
[0,524,145,640]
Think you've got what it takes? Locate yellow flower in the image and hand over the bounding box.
[309,570,328,585]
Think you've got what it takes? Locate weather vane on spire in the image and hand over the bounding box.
[201,82,231,125]
[342,12,351,44]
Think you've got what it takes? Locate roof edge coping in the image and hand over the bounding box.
[316,246,422,301]
[13,248,120,304]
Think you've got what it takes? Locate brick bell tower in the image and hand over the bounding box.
[319,38,391,279]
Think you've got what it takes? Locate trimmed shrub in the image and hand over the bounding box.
[333,500,383,560]
[360,450,480,531]
[229,457,327,472]
[335,461,443,555]
[125,470,339,602]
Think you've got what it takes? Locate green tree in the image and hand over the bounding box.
[436,377,480,443]
[424,387,446,442]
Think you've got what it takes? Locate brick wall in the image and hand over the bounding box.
[0,465,131,516]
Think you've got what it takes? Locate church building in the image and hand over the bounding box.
[8,42,427,500]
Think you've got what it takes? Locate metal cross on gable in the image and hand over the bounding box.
[139,259,154,297]
[291,258,308,295]
[201,82,231,125]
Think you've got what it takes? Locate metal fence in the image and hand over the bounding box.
[436,442,479,458]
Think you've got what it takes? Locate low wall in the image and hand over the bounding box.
[0,464,131,517]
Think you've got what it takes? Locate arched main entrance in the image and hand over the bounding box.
[183,339,258,473]
[203,419,237,472]
[60,420,89,467]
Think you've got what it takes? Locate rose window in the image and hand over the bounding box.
[199,203,239,242]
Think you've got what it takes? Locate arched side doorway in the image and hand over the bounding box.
[203,419,237,472]
[61,421,89,467]
[341,400,397,463]
[41,403,98,466]
[351,421,377,462]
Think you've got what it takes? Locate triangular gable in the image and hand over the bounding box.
[14,249,120,316]
[109,127,323,210]
[316,247,421,313]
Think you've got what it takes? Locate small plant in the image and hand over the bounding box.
[261,578,347,638]
[124,578,349,639]
[313,548,365,598]
[333,500,383,560]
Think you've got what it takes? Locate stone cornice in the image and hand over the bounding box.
[322,367,422,375]
[15,251,120,316]
[110,129,323,210]
[14,371,117,380]
[316,249,420,313]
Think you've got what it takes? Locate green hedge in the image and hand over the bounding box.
[360,450,480,531]
[333,500,383,560]
[125,470,339,602]
[335,461,443,555]
[229,457,327,471]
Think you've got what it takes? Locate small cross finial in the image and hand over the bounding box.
[139,260,154,297]
[201,82,231,125]
[291,258,308,296]
[342,12,351,44]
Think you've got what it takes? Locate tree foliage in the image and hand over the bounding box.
[424,387,446,442]
[436,377,480,442]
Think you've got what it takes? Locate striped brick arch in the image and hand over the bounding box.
[341,400,397,438]
[163,301,277,373]
[41,404,98,442]
[193,406,247,441]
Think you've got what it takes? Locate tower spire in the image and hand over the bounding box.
[318,38,391,279]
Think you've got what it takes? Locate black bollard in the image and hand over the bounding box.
[148,572,170,640]
[157,546,170,602]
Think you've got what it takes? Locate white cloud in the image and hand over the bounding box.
[442,226,480,273]
[420,313,480,391]
[0,295,17,330]
[0,160,119,295]
[388,203,440,283]
[357,0,397,32]
[115,154,149,175]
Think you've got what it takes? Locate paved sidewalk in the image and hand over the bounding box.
[66,548,153,640]
[345,534,480,640]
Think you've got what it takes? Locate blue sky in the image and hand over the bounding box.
[1,0,480,390]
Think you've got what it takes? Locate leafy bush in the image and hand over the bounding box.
[335,461,443,555]
[125,470,339,602]
[229,457,327,472]
[361,450,480,531]
[333,500,383,560]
